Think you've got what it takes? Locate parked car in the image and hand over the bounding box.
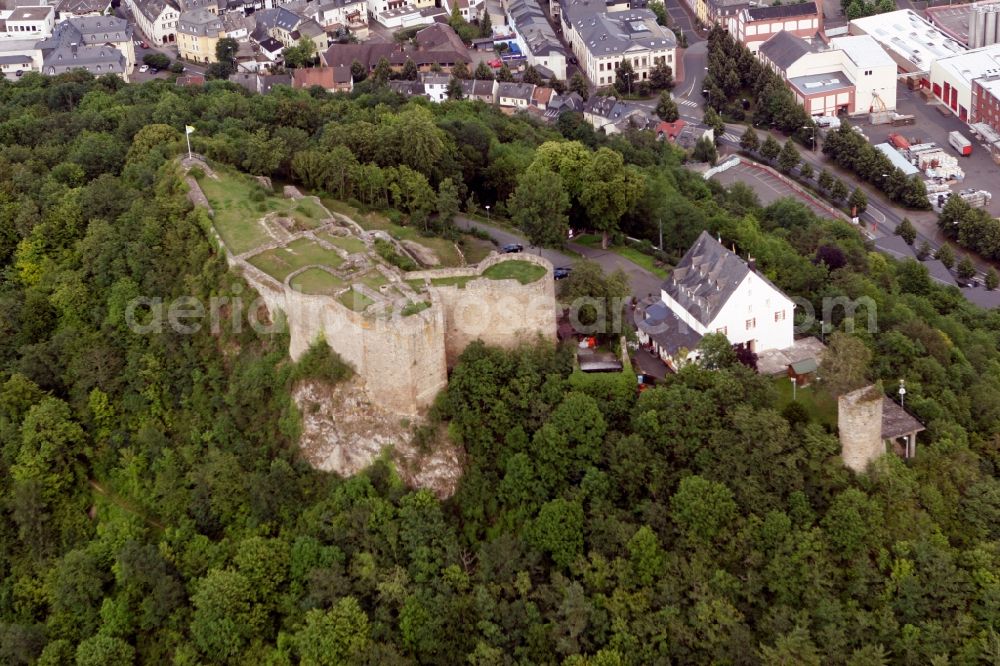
[139,64,149,73]
[149,68,159,74]
[553,266,571,280]
[501,243,523,253]
[15,70,23,77]
[140,41,149,49]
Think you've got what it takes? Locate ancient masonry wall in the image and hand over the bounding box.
[410,253,558,367]
[838,385,885,473]
[185,169,555,415]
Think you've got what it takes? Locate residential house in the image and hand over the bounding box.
[655,118,711,149]
[229,70,292,93]
[561,2,676,89]
[653,231,795,358]
[292,64,352,91]
[42,42,129,80]
[421,72,450,101]
[542,90,584,120]
[0,52,34,76]
[389,78,425,96]
[177,0,220,12]
[177,8,224,63]
[126,0,180,44]
[55,0,112,19]
[583,94,657,133]
[442,0,484,22]
[257,36,284,62]
[253,6,328,52]
[728,2,821,54]
[504,0,566,80]
[176,71,205,85]
[465,77,497,102]
[531,84,553,110]
[221,11,254,39]
[305,0,368,39]
[497,80,534,108]
[699,0,746,27]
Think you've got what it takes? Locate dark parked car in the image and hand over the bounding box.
[501,243,523,253]
[553,266,571,280]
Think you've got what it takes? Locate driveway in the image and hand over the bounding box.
[454,216,662,299]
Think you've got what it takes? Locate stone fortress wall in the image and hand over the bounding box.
[408,252,558,367]
[183,160,556,415]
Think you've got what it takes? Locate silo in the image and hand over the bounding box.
[986,8,999,47]
[970,8,983,49]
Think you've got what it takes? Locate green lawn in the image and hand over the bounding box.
[431,275,476,289]
[318,231,367,254]
[198,173,273,254]
[289,267,345,295]
[773,377,838,427]
[401,301,431,316]
[483,260,547,284]
[406,279,428,292]
[339,288,375,312]
[247,238,344,282]
[358,269,388,291]
[198,169,331,254]
[319,198,463,267]
[460,235,495,265]
[573,234,669,279]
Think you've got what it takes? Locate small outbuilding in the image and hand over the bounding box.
[787,357,818,386]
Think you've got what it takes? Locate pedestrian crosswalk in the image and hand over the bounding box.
[721,132,739,143]
[677,98,698,107]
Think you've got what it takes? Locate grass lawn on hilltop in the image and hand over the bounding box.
[573,234,670,279]
[247,238,344,282]
[318,231,367,254]
[483,260,547,284]
[430,275,476,289]
[198,170,326,254]
[358,270,388,291]
[460,235,496,264]
[320,198,463,267]
[289,267,345,295]
[339,288,375,312]
[773,376,838,427]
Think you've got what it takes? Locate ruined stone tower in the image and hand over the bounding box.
[838,385,885,473]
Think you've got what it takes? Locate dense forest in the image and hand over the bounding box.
[2,71,1000,665]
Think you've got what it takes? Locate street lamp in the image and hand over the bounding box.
[899,378,906,409]
[485,205,490,223]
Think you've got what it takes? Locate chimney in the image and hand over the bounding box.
[748,255,756,272]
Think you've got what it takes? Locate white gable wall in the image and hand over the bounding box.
[706,271,794,352]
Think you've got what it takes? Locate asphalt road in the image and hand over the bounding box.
[454,216,663,299]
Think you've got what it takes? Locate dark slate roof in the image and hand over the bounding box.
[747,1,817,21]
[872,234,916,260]
[662,230,752,326]
[634,299,703,356]
[497,81,535,100]
[881,396,924,439]
[759,30,815,72]
[790,357,818,374]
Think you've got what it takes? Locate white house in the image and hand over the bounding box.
[0,6,55,38]
[654,231,795,356]
[127,0,180,45]
[420,72,449,102]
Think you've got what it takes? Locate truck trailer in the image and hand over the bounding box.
[949,131,973,156]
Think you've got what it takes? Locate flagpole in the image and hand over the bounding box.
[186,130,192,160]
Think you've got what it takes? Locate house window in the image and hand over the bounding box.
[716,327,727,335]
[774,310,785,322]
[864,69,872,75]
[745,318,756,330]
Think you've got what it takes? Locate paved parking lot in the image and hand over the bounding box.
[712,162,837,220]
[851,84,1000,217]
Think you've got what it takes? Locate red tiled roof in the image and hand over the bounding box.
[292,66,336,89]
[656,119,687,140]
